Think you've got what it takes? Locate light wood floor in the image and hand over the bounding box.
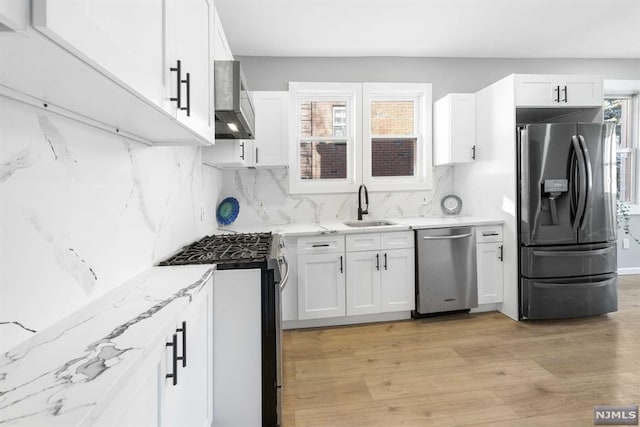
[282,275,640,426]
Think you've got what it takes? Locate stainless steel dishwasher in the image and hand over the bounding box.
[415,227,478,315]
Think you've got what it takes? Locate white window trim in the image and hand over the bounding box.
[288,82,362,194]
[362,82,433,191]
[605,79,640,214]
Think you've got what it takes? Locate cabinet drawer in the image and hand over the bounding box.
[346,233,381,252]
[475,226,503,243]
[298,235,345,254]
[381,231,414,249]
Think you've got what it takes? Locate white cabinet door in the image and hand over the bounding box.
[346,251,381,315]
[434,93,476,166]
[202,140,254,168]
[253,91,289,167]
[515,74,602,107]
[561,77,603,106]
[381,248,415,312]
[161,285,213,427]
[476,242,504,304]
[297,253,346,319]
[170,0,214,142]
[32,0,167,109]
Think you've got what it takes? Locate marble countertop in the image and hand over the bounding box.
[0,265,215,426]
[220,216,504,237]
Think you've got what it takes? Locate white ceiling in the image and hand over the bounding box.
[215,0,640,58]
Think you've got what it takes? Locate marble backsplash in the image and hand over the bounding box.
[0,97,222,353]
[219,166,454,227]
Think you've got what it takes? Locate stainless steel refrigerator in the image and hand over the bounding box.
[518,123,618,320]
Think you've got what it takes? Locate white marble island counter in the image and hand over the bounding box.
[221,216,503,236]
[0,265,215,426]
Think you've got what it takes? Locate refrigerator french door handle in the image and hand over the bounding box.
[578,135,593,231]
[571,136,587,231]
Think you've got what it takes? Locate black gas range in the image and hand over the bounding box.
[159,232,281,272]
[159,232,286,427]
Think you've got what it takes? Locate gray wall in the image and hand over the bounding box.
[239,56,640,99]
[618,215,640,271]
[239,55,640,270]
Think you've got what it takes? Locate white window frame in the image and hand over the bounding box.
[604,79,640,214]
[288,82,362,194]
[362,83,432,191]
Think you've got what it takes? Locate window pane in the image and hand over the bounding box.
[371,101,414,136]
[617,151,635,202]
[604,98,629,148]
[300,101,347,137]
[371,138,416,177]
[300,141,347,179]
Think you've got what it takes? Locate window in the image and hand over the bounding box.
[289,82,432,194]
[289,83,361,194]
[604,95,638,204]
[363,83,432,191]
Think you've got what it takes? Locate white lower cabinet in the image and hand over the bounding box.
[92,283,213,427]
[297,252,346,320]
[161,284,213,427]
[475,226,504,304]
[293,231,415,323]
[380,248,415,312]
[346,232,415,316]
[346,251,382,315]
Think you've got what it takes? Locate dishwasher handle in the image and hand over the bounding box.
[422,233,472,240]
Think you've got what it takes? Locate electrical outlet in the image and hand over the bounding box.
[622,238,630,249]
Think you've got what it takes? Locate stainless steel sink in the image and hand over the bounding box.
[343,220,396,227]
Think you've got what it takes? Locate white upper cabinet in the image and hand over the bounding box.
[167,0,215,142]
[203,91,289,168]
[0,0,214,145]
[514,74,603,107]
[253,91,289,167]
[433,93,476,166]
[33,0,168,110]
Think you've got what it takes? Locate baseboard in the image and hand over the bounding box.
[618,267,640,275]
[283,311,411,330]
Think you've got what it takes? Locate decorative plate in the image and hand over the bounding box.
[216,197,240,225]
[441,195,462,215]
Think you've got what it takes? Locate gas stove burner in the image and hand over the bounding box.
[159,232,275,266]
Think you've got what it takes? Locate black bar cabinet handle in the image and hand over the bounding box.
[240,142,245,160]
[180,73,191,117]
[471,145,476,160]
[562,85,568,103]
[554,85,560,103]
[166,333,178,386]
[176,321,187,367]
[498,245,504,262]
[255,147,259,164]
[339,256,343,273]
[375,253,380,271]
[170,60,182,108]
[384,253,388,270]
[312,243,330,248]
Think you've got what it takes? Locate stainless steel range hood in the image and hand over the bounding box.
[214,61,255,139]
